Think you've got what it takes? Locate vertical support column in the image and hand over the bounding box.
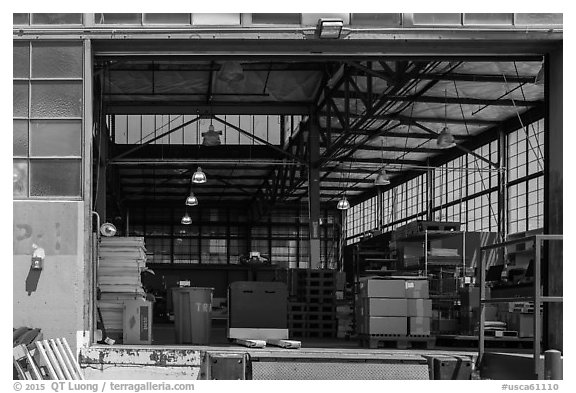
[82,38,95,344]
[426,168,434,221]
[497,128,507,244]
[308,113,322,269]
[544,47,563,352]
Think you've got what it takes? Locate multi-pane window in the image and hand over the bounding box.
[112,115,282,145]
[507,120,545,234]
[13,41,83,199]
[345,119,544,244]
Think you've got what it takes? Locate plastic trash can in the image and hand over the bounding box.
[172,287,214,344]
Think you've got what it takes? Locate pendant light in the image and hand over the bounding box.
[374,168,391,186]
[374,139,391,186]
[192,166,207,184]
[337,196,350,210]
[181,212,192,225]
[202,119,222,146]
[437,89,456,149]
[185,192,198,206]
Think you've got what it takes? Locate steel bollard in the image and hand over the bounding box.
[544,350,562,380]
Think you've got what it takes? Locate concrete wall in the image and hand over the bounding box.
[13,201,86,353]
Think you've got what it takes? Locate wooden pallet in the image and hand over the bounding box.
[359,334,436,350]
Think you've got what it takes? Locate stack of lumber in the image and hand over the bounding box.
[97,237,147,334]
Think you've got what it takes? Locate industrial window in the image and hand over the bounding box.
[143,14,191,25]
[251,13,301,25]
[192,14,241,26]
[31,14,83,25]
[13,41,83,199]
[350,14,402,26]
[95,13,142,25]
[112,115,282,146]
[13,14,30,25]
[412,13,462,25]
[463,13,513,25]
[514,13,563,26]
[507,120,545,234]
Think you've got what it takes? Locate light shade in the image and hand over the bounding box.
[374,168,391,186]
[185,192,198,206]
[316,18,344,39]
[181,213,192,225]
[437,126,456,149]
[202,124,222,146]
[336,196,350,210]
[192,166,207,184]
[218,61,244,83]
[100,222,117,237]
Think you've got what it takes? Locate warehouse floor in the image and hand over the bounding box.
[148,322,533,355]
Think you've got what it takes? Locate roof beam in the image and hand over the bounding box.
[331,91,542,107]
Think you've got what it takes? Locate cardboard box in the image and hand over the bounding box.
[363,298,408,317]
[405,279,429,298]
[508,313,541,338]
[359,279,406,298]
[409,317,431,336]
[365,317,407,335]
[407,299,432,317]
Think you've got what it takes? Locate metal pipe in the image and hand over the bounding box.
[109,159,304,166]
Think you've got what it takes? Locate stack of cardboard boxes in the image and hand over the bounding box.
[357,277,432,336]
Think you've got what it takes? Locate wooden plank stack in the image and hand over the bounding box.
[97,237,147,336]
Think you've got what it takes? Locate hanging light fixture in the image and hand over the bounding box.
[374,139,391,186]
[337,196,350,210]
[181,212,192,225]
[192,166,207,184]
[185,192,198,206]
[218,61,244,83]
[202,120,222,146]
[437,89,456,149]
[374,168,391,186]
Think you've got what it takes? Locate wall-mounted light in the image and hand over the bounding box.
[316,18,344,39]
[100,222,117,237]
[185,192,198,206]
[192,166,207,184]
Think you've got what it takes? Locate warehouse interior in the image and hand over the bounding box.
[89,40,562,379]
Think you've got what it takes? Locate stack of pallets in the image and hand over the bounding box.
[286,269,341,339]
[97,237,147,336]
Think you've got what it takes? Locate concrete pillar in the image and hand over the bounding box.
[544,46,563,352]
[308,114,321,269]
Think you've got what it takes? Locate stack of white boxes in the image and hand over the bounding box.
[97,237,149,340]
[357,277,431,336]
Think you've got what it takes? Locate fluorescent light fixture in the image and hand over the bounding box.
[185,192,198,206]
[316,18,344,39]
[336,196,350,210]
[192,166,207,184]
